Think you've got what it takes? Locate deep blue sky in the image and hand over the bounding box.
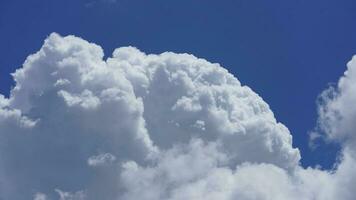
[1,0,355,168]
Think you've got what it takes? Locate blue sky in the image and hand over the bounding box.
[1,0,356,169]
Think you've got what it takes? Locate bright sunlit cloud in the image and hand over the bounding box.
[0,33,356,200]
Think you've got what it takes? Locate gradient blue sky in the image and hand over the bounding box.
[1,0,355,168]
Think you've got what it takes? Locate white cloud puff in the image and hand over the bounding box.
[0,33,355,200]
[316,56,356,148]
[34,193,48,200]
[88,153,116,167]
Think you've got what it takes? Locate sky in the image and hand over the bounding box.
[1,0,356,199]
[2,0,356,168]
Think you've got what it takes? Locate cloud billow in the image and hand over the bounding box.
[0,33,355,200]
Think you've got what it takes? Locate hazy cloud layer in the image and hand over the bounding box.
[0,33,355,199]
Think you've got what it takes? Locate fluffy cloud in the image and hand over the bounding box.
[316,56,356,148]
[312,55,356,200]
[0,33,355,200]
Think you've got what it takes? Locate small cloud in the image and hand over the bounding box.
[308,130,322,150]
[88,153,117,167]
[193,120,206,131]
[55,189,86,200]
[33,193,47,200]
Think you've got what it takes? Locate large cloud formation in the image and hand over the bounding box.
[0,33,355,200]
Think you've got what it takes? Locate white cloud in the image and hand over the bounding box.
[34,193,48,200]
[316,56,356,148]
[88,153,116,167]
[0,94,9,107]
[55,189,86,200]
[0,33,355,199]
[311,55,356,200]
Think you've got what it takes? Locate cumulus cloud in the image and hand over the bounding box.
[316,56,356,147]
[0,33,355,200]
